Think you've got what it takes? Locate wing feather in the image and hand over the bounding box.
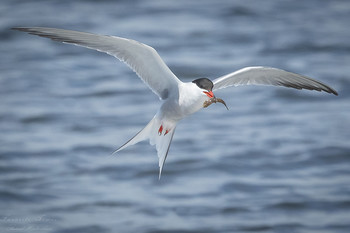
[13,27,181,99]
[213,66,337,95]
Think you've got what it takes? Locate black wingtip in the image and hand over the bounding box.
[325,87,338,96]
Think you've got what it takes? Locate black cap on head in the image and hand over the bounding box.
[192,78,213,91]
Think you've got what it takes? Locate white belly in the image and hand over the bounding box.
[158,82,209,121]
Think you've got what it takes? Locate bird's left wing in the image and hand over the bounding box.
[12,27,181,99]
[213,66,338,95]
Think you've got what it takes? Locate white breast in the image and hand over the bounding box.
[158,82,208,122]
[178,82,208,116]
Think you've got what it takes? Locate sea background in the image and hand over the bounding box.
[1,0,349,232]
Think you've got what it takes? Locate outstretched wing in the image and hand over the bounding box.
[13,27,181,99]
[213,66,338,95]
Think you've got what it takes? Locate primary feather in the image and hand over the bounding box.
[12,27,181,99]
[213,66,338,95]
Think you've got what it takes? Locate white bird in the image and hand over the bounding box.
[13,27,338,178]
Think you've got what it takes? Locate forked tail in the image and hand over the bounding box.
[113,116,177,179]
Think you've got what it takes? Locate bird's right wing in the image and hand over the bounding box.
[13,27,181,99]
[213,66,338,95]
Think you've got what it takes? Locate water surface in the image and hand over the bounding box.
[1,0,349,232]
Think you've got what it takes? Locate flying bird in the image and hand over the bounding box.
[13,27,338,178]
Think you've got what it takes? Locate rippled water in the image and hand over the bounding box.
[1,0,350,232]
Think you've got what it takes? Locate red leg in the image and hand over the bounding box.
[165,128,172,135]
[158,125,163,135]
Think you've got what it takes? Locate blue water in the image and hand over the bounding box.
[1,0,350,232]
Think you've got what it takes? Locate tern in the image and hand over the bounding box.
[13,27,338,178]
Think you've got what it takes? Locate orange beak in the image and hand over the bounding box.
[203,91,215,98]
